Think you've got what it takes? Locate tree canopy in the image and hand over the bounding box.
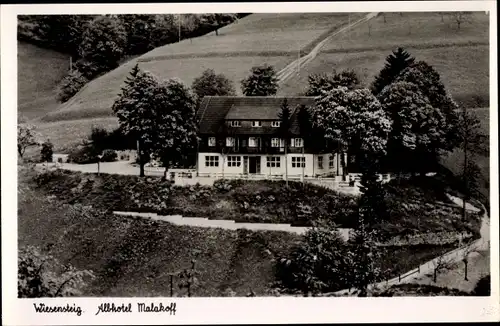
[306,70,360,97]
[312,87,392,156]
[78,15,127,74]
[112,65,198,177]
[191,69,236,102]
[241,64,279,96]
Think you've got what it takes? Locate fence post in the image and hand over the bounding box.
[418,265,420,273]
[398,274,401,282]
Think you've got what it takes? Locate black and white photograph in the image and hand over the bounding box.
[1,1,499,324]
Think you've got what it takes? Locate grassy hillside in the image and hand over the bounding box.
[17,41,70,120]
[279,12,489,108]
[39,13,361,124]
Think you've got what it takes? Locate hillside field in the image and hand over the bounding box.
[17,41,70,120]
[38,13,362,123]
[279,12,489,108]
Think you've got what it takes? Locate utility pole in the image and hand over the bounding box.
[462,106,468,220]
[348,13,351,42]
[297,42,300,76]
[178,14,181,42]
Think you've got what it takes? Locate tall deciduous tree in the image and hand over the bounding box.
[395,61,460,151]
[191,69,236,104]
[306,70,360,97]
[112,66,158,176]
[278,99,292,186]
[378,81,448,173]
[457,108,487,216]
[151,78,199,178]
[17,124,39,158]
[79,15,127,74]
[370,47,415,96]
[241,64,279,96]
[113,65,198,177]
[312,87,392,177]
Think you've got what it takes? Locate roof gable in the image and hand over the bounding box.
[197,96,315,134]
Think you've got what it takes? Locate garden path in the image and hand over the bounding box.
[113,211,352,241]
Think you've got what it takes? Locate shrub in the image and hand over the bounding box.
[40,140,54,162]
[274,227,352,295]
[68,146,98,164]
[100,149,117,162]
[56,70,89,103]
[128,177,172,212]
[18,245,95,298]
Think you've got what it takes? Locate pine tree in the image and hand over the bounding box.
[349,154,386,296]
[370,47,415,95]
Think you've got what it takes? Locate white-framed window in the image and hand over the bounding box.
[271,121,281,128]
[227,156,241,167]
[271,138,280,147]
[230,121,241,127]
[291,156,306,168]
[252,121,262,127]
[248,137,260,147]
[318,156,324,169]
[226,137,235,147]
[208,137,216,147]
[205,155,219,167]
[266,156,281,168]
[291,138,304,148]
[329,154,335,168]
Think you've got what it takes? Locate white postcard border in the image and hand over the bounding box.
[2,1,499,325]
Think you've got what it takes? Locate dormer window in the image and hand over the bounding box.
[226,137,235,147]
[230,121,240,127]
[252,121,262,127]
[208,137,216,147]
[271,121,281,128]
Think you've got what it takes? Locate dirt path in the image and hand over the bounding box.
[276,12,379,84]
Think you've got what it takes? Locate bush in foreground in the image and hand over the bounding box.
[274,227,352,296]
[18,245,95,298]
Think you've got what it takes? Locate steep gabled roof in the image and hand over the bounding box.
[197,96,315,134]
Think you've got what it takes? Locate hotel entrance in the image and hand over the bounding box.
[246,156,261,174]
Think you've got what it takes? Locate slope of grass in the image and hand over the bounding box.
[17,41,70,120]
[322,12,489,52]
[279,11,489,108]
[38,13,361,125]
[40,55,292,123]
[278,45,489,108]
[140,13,365,60]
[33,117,119,152]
